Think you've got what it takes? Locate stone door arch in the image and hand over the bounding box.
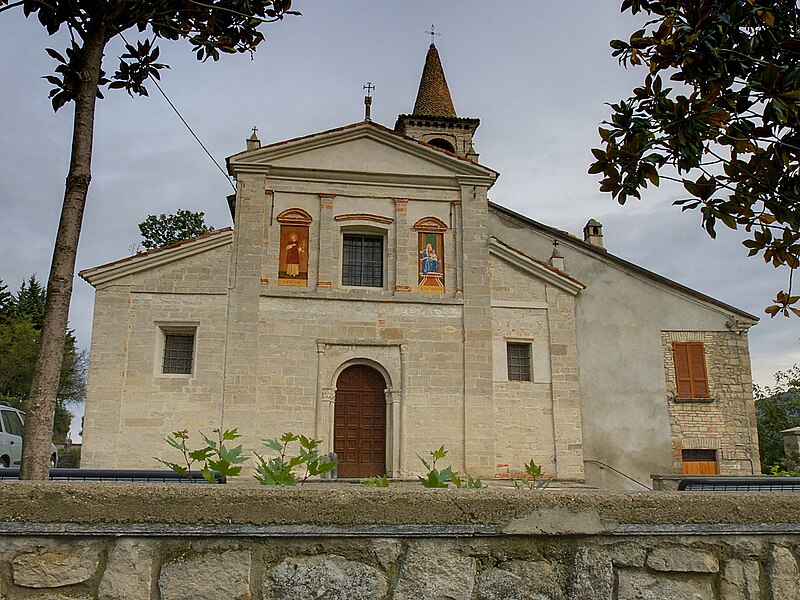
[334,364,387,478]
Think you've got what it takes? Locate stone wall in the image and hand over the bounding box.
[662,330,761,475]
[0,484,798,599]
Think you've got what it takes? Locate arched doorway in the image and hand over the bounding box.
[334,364,387,478]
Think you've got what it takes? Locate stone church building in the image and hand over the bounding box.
[80,44,761,489]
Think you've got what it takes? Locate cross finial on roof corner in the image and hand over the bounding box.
[246,126,261,150]
[425,24,441,45]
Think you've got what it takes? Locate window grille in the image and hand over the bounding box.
[506,343,532,381]
[162,332,195,374]
[342,235,384,287]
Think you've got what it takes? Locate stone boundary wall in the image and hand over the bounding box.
[0,484,798,599]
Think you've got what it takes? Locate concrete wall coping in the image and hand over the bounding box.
[1,484,799,536]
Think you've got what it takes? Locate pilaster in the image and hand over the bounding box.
[222,176,271,441]
[317,194,335,290]
[546,286,585,480]
[394,199,412,293]
[458,183,495,477]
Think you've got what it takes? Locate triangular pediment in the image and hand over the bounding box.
[227,121,497,185]
[489,237,585,295]
[80,229,232,288]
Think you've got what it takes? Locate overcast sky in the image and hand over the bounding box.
[1,2,797,438]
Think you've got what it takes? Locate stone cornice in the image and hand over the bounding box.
[228,121,498,185]
[334,213,394,225]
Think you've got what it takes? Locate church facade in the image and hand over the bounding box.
[79,45,760,489]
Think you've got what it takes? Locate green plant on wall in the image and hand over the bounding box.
[360,475,391,488]
[254,432,336,486]
[417,446,454,488]
[514,459,553,490]
[417,446,485,489]
[450,472,484,489]
[156,428,246,483]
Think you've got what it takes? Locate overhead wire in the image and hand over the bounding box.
[119,33,237,193]
[150,77,236,192]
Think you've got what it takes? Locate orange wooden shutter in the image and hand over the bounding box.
[682,460,718,475]
[673,342,693,398]
[687,342,709,397]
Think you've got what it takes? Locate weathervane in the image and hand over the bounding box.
[363,81,375,121]
[425,24,441,44]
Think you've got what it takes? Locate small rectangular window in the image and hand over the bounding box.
[672,342,709,398]
[507,343,532,381]
[162,331,195,375]
[342,234,384,287]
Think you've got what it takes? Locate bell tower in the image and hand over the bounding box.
[395,43,480,161]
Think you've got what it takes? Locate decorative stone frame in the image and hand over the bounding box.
[337,222,393,290]
[276,208,313,226]
[315,340,408,477]
[276,209,313,287]
[413,217,449,294]
[153,322,199,378]
[412,216,448,232]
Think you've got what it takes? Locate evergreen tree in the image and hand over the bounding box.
[0,275,85,443]
[14,275,46,328]
[0,280,12,321]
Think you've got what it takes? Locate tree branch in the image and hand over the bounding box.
[0,1,24,15]
[187,0,282,24]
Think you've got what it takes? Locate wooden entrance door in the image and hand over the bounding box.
[334,365,387,478]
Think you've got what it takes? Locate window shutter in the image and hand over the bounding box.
[672,342,693,398]
[687,342,710,397]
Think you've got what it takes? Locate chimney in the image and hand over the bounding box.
[583,219,604,249]
[246,127,261,151]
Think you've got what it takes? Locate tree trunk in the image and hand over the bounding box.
[20,23,107,480]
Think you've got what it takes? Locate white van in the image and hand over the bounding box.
[0,403,58,468]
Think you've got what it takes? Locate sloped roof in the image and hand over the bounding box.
[488,202,759,322]
[79,228,232,287]
[412,44,457,117]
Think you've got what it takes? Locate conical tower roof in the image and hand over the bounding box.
[395,42,479,160]
[412,44,457,117]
